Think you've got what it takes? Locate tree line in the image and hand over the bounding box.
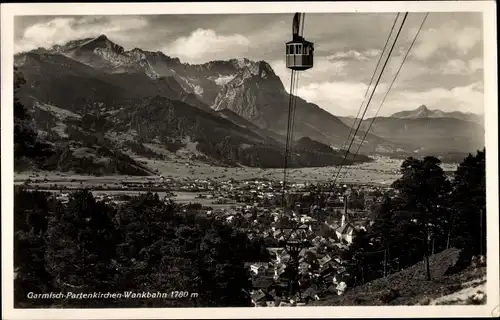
[342,150,486,286]
[14,190,270,308]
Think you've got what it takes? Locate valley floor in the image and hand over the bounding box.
[15,156,458,186]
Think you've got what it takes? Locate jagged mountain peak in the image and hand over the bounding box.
[78,34,124,54]
[96,34,109,41]
[392,105,447,119]
[228,58,276,78]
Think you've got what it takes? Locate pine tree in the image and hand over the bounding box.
[391,156,451,280]
[370,196,395,276]
[44,189,119,307]
[450,149,486,259]
[14,68,37,163]
[14,188,54,307]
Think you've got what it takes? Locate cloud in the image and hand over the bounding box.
[468,57,484,73]
[382,82,484,115]
[15,16,149,53]
[295,81,386,117]
[327,49,382,61]
[163,28,250,63]
[290,78,483,118]
[270,57,348,89]
[411,22,482,60]
[441,59,484,75]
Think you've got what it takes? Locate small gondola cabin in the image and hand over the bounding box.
[286,39,314,71]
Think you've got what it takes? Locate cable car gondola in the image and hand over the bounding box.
[286,13,314,71]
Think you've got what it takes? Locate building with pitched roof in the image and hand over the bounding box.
[335,195,356,244]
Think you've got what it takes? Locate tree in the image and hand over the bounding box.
[449,149,486,260]
[14,188,56,307]
[370,196,395,277]
[391,156,451,280]
[13,68,53,170]
[342,229,379,286]
[14,68,37,163]
[44,190,119,307]
[114,192,255,307]
[15,190,264,308]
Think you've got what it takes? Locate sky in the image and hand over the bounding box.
[14,12,484,117]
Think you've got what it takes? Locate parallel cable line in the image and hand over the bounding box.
[282,69,297,210]
[289,72,300,166]
[332,12,409,186]
[282,13,307,211]
[339,13,401,153]
[339,13,429,182]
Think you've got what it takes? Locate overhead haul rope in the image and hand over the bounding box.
[282,13,306,212]
[282,70,297,210]
[332,12,409,187]
[288,64,301,168]
[289,13,307,156]
[339,13,429,182]
[339,13,401,154]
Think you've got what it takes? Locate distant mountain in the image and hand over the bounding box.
[337,105,484,155]
[14,35,375,173]
[391,105,447,118]
[391,105,484,125]
[338,115,484,155]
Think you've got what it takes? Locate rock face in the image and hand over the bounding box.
[212,60,287,129]
[14,35,376,171]
[19,34,393,152]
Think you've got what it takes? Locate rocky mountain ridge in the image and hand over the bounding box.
[19,34,395,153]
[15,34,484,174]
[14,35,374,174]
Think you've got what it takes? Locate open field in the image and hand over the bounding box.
[14,156,458,188]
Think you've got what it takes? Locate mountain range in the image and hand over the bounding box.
[14,34,484,175]
[391,105,484,124]
[338,105,484,158]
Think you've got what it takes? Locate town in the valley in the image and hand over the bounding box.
[19,175,402,306]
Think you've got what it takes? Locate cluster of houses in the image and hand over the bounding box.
[246,235,354,307]
[210,194,376,307]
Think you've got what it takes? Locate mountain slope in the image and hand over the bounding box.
[14,51,211,113]
[338,105,485,155]
[13,35,383,171]
[24,35,396,154]
[216,109,286,144]
[211,63,393,153]
[14,50,371,171]
[312,248,486,306]
[20,34,482,160]
[355,117,483,154]
[35,36,267,108]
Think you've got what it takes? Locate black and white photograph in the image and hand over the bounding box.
[2,1,498,319]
